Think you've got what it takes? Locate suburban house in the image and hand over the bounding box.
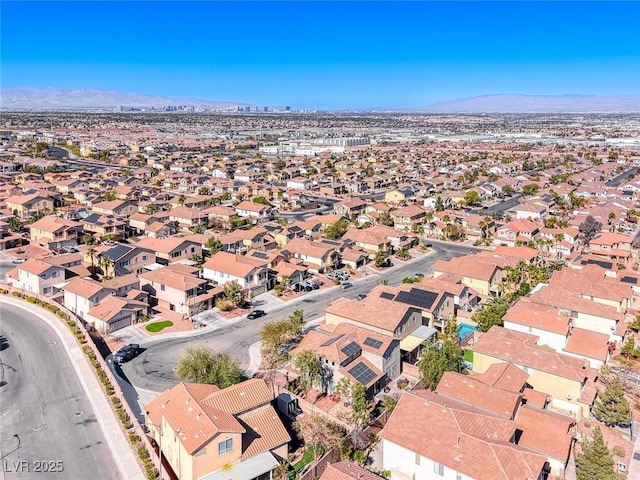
[471,326,599,417]
[589,232,633,264]
[145,379,290,480]
[282,237,340,273]
[30,215,83,249]
[139,264,218,317]
[7,257,66,296]
[169,206,209,230]
[495,219,540,247]
[95,243,155,276]
[319,462,383,480]
[325,295,423,340]
[433,256,504,297]
[379,390,549,480]
[202,251,271,291]
[136,236,203,265]
[391,204,425,232]
[80,213,128,241]
[234,200,274,222]
[514,202,548,220]
[91,199,138,217]
[62,276,116,320]
[290,322,401,396]
[84,295,148,334]
[342,227,392,257]
[333,198,366,217]
[5,192,55,219]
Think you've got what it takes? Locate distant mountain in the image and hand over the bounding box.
[0,87,248,110]
[410,94,640,113]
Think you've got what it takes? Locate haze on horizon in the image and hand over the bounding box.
[2,1,639,110]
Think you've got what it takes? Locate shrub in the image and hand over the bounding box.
[138,446,150,460]
[612,445,625,457]
[215,298,233,311]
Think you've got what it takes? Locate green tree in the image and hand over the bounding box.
[464,190,482,206]
[374,250,390,267]
[191,224,204,234]
[293,414,345,464]
[349,382,374,428]
[175,347,244,388]
[417,339,465,390]
[178,194,186,206]
[325,219,350,240]
[592,377,632,426]
[223,281,245,306]
[628,316,640,332]
[579,215,603,246]
[395,247,411,260]
[104,190,117,201]
[6,216,23,232]
[99,255,114,279]
[434,196,445,212]
[378,211,395,227]
[198,187,210,195]
[293,350,322,393]
[471,298,509,332]
[575,427,623,480]
[86,246,97,280]
[381,395,398,414]
[501,185,515,197]
[205,236,223,254]
[144,203,159,214]
[521,184,540,196]
[252,196,271,206]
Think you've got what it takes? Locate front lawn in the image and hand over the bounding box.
[146,320,173,333]
[293,445,323,472]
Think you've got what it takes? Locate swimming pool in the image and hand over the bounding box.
[457,323,478,341]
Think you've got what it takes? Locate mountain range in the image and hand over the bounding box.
[1,88,639,113]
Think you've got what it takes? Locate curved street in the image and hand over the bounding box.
[0,302,121,479]
[119,242,475,399]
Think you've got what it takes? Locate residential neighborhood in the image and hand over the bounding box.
[2,111,640,480]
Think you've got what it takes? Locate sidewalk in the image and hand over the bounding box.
[627,420,640,479]
[0,296,146,480]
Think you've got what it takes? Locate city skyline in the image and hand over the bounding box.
[2,1,639,110]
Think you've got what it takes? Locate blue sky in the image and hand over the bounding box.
[2,1,639,109]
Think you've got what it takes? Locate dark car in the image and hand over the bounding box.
[247,310,266,320]
[355,293,367,301]
[424,243,433,248]
[340,282,353,289]
[113,344,139,364]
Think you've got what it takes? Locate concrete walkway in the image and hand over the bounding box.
[0,296,146,480]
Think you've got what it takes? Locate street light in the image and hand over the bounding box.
[130,419,163,480]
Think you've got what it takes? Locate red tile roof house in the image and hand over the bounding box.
[319,461,384,480]
[379,390,550,480]
[391,204,425,232]
[202,251,272,291]
[281,237,341,274]
[471,326,599,418]
[168,206,210,230]
[333,198,367,217]
[145,379,290,480]
[588,232,634,265]
[7,257,66,296]
[234,200,275,223]
[29,215,83,250]
[62,276,116,320]
[289,322,401,397]
[139,264,219,317]
[136,236,203,265]
[84,295,148,334]
[495,219,540,247]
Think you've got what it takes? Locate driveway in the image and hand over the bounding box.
[117,242,476,405]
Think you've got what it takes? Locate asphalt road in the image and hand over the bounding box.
[0,303,119,479]
[471,194,521,216]
[120,241,475,397]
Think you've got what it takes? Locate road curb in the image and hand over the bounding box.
[0,297,146,480]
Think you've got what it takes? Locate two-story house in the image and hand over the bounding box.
[136,236,202,265]
[62,276,116,320]
[139,264,217,317]
[234,200,274,223]
[30,215,83,250]
[290,322,400,396]
[145,379,290,480]
[202,251,271,290]
[281,237,340,274]
[8,257,65,296]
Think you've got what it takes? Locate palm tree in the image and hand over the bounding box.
[99,256,114,279]
[554,233,565,258]
[424,211,435,236]
[86,246,97,279]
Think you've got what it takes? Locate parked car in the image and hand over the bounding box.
[12,258,25,264]
[424,243,433,248]
[340,282,353,289]
[62,246,77,253]
[355,293,367,301]
[113,344,140,364]
[414,272,425,279]
[247,310,266,320]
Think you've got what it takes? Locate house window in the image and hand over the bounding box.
[52,270,60,278]
[142,255,147,261]
[415,452,420,465]
[218,438,233,455]
[433,462,444,476]
[160,284,165,291]
[43,287,51,294]
[456,473,462,480]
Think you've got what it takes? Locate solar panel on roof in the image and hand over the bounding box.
[363,337,383,349]
[395,288,438,310]
[320,333,345,347]
[622,276,638,284]
[348,362,377,386]
[322,239,341,246]
[251,251,268,259]
[105,244,132,260]
[379,292,395,300]
[340,341,361,357]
